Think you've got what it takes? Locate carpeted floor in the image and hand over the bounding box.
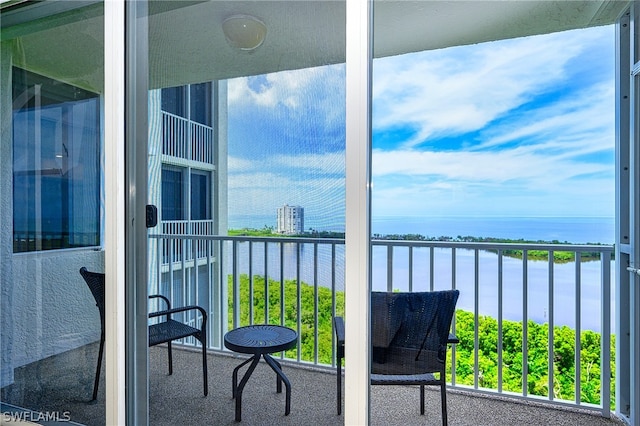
[0,343,626,426]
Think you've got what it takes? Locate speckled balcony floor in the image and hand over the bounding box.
[0,344,625,426]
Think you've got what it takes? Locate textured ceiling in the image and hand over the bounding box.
[1,1,630,92]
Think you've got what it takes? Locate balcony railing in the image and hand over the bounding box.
[162,112,214,164]
[148,232,614,417]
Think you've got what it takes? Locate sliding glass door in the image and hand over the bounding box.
[134,1,348,423]
[1,2,106,424]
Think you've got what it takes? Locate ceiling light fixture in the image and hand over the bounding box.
[222,14,267,51]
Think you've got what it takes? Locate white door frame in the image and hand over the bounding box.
[616,4,640,425]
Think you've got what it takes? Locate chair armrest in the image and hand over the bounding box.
[447,333,459,344]
[149,305,208,333]
[334,316,345,345]
[149,294,171,309]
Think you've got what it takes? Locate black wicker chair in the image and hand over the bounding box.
[79,267,208,400]
[334,290,459,425]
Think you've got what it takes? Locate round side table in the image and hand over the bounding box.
[224,324,298,422]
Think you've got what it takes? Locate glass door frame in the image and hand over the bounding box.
[616,3,639,425]
[105,1,151,423]
[104,0,130,424]
[106,1,639,424]
[124,0,150,424]
[344,0,373,424]
[110,0,376,423]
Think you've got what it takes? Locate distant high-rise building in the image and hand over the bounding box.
[277,205,304,234]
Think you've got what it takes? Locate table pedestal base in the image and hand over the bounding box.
[231,354,291,422]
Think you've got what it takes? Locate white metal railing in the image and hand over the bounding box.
[162,112,213,164]
[371,239,613,416]
[148,233,615,416]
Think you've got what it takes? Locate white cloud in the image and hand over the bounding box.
[228,153,345,222]
[369,26,615,217]
[372,27,606,148]
[272,152,345,173]
[228,64,345,127]
[225,25,615,222]
[476,81,614,157]
[371,147,614,217]
[372,148,608,183]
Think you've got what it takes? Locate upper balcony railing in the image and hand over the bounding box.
[162,112,214,164]
[148,231,614,417]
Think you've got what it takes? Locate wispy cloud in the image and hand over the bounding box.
[475,81,614,155]
[373,27,609,149]
[229,153,345,228]
[228,64,345,136]
[227,25,615,224]
[371,26,615,217]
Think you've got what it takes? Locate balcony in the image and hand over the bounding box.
[162,112,214,165]
[0,232,617,424]
[148,231,616,417]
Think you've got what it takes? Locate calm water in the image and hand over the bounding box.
[228,216,615,331]
[372,216,615,245]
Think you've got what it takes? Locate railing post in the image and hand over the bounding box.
[386,245,393,292]
[232,240,240,329]
[548,250,554,401]
[575,252,582,404]
[264,241,269,324]
[248,241,254,324]
[474,248,480,389]
[522,249,529,397]
[601,250,612,416]
[497,249,503,393]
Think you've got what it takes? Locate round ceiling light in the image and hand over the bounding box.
[222,15,267,51]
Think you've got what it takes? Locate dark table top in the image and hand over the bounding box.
[224,324,298,355]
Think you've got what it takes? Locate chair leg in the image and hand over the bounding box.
[167,341,173,375]
[201,338,208,396]
[420,385,425,415]
[93,331,105,401]
[337,356,342,415]
[440,381,448,426]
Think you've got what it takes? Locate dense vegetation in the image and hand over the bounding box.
[228,273,345,362]
[229,274,615,408]
[228,227,345,239]
[454,310,615,408]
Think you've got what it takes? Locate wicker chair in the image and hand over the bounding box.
[79,267,208,400]
[334,290,459,425]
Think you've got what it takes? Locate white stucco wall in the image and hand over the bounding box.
[1,39,15,386]
[8,250,105,368]
[1,39,106,386]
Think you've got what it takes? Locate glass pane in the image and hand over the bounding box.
[190,172,210,220]
[145,1,345,423]
[190,83,212,126]
[1,2,106,424]
[161,86,186,118]
[12,68,101,252]
[161,167,184,220]
[371,2,616,420]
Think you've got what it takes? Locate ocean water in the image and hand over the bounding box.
[371,216,615,245]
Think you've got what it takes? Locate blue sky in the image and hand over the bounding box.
[227,25,615,231]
